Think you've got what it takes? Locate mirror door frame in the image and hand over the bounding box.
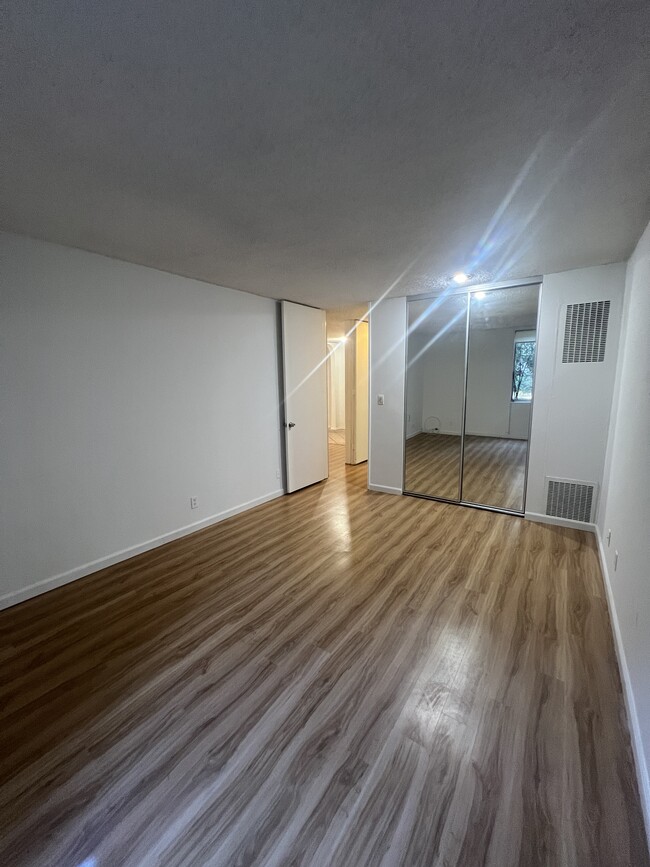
[403,276,542,516]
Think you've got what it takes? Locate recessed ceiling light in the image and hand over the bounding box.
[452,272,469,284]
[473,291,486,299]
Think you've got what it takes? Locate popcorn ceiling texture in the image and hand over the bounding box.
[2,0,649,307]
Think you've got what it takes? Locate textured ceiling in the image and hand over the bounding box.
[2,1,649,308]
[409,284,539,333]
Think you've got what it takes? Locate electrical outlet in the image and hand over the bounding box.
[276,469,281,480]
[377,394,385,406]
[607,529,612,547]
[190,496,198,510]
[614,550,619,571]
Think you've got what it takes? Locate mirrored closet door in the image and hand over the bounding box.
[404,281,540,515]
[404,293,468,501]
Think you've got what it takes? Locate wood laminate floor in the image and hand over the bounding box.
[405,433,528,511]
[1,445,647,867]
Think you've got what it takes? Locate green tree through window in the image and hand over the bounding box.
[512,340,535,401]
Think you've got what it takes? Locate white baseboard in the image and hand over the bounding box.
[525,511,597,534]
[0,488,285,612]
[406,429,422,440]
[368,483,402,495]
[595,527,650,842]
[413,430,460,437]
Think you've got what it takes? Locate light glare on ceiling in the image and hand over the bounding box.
[473,290,487,299]
[452,272,469,284]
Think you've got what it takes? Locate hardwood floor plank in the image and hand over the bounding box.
[0,444,647,867]
[405,432,528,511]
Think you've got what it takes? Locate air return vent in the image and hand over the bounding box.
[562,300,610,363]
[545,478,597,523]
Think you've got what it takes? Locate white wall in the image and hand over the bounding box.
[466,327,535,438]
[509,401,532,439]
[368,297,406,493]
[0,233,284,608]
[466,328,514,436]
[598,222,650,831]
[327,341,346,430]
[416,326,533,439]
[405,332,425,438]
[526,263,625,518]
[420,330,466,435]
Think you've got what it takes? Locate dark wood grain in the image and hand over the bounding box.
[0,444,647,866]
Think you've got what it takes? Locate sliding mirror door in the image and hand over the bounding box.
[462,284,539,512]
[404,281,539,514]
[404,293,468,500]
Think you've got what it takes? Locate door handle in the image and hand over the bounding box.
[288,422,296,428]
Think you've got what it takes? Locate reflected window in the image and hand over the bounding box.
[511,333,535,401]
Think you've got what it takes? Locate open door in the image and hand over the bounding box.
[345,319,369,465]
[281,301,329,493]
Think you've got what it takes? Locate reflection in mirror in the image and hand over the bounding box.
[462,284,539,512]
[404,293,467,500]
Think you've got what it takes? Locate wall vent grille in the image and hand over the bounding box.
[545,479,597,523]
[562,300,610,363]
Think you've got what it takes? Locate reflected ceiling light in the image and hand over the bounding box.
[452,272,469,284]
[473,291,487,299]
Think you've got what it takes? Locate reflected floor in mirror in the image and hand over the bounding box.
[405,432,527,511]
[1,444,648,866]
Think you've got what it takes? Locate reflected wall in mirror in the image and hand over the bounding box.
[462,284,539,512]
[404,293,467,500]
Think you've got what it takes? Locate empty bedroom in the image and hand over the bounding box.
[1,1,649,865]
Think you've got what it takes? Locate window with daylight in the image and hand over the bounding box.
[511,333,536,401]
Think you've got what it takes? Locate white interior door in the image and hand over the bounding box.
[345,319,369,464]
[281,301,328,493]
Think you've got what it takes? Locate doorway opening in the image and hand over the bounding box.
[326,337,346,446]
[326,306,370,480]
